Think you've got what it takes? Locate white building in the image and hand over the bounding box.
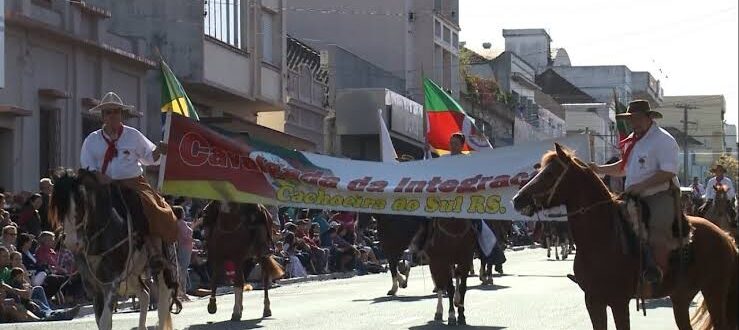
[563,103,618,164]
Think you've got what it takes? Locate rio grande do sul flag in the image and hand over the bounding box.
[424,78,492,154]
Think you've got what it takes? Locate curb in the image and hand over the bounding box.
[75,270,359,318]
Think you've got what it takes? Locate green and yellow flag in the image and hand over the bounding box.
[161,60,199,121]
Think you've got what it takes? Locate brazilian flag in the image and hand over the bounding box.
[161,60,200,121]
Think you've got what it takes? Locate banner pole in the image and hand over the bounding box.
[157,110,173,191]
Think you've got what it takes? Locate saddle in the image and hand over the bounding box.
[108,183,149,245]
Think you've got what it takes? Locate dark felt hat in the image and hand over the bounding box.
[615,100,662,119]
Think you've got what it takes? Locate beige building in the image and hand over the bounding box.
[659,95,726,181]
[0,0,155,192]
[286,0,461,102]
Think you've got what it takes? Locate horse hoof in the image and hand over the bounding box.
[556,256,560,260]
[399,282,408,289]
[263,309,272,318]
[434,313,443,321]
[387,290,397,296]
[231,312,242,321]
[207,300,217,314]
[458,315,466,325]
[448,317,457,326]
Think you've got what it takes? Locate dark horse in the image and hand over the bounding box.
[542,221,572,260]
[375,214,423,296]
[49,169,180,330]
[513,144,737,330]
[202,201,284,320]
[424,219,476,326]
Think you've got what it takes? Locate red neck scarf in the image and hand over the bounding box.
[618,131,645,170]
[101,125,124,175]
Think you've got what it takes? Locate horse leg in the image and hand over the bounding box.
[546,235,552,258]
[387,258,399,296]
[447,276,457,325]
[137,278,151,330]
[207,259,223,315]
[611,300,631,330]
[399,259,410,288]
[585,295,608,330]
[232,267,244,321]
[555,235,561,260]
[157,272,174,330]
[701,285,729,329]
[93,292,105,328]
[670,292,696,330]
[262,258,272,318]
[457,275,468,326]
[99,291,115,330]
[434,290,444,321]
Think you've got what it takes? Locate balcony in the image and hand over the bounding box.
[287,67,328,109]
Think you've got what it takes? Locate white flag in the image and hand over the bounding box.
[378,108,398,163]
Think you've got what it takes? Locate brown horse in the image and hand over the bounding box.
[513,144,737,330]
[424,219,476,326]
[202,201,284,320]
[375,214,423,296]
[703,184,733,232]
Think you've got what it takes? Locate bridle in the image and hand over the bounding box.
[530,156,615,218]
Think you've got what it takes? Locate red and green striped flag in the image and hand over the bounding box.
[424,78,491,154]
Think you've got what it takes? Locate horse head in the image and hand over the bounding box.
[49,168,106,252]
[513,143,592,216]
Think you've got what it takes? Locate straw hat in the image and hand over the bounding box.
[89,92,141,116]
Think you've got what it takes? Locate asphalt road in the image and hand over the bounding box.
[8,247,692,330]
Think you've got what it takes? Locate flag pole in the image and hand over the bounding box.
[157,110,172,191]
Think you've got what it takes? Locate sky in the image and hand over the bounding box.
[460,0,738,139]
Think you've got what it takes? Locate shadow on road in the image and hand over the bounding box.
[352,293,438,304]
[408,321,506,329]
[466,284,510,291]
[512,274,568,278]
[185,317,264,330]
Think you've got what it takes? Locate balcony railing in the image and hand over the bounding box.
[204,0,243,49]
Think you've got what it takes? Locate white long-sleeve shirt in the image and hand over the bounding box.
[80,125,159,180]
[704,176,736,200]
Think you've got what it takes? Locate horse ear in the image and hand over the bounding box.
[554,143,567,159]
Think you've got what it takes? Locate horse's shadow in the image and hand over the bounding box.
[466,284,510,291]
[408,321,506,329]
[352,293,437,304]
[184,318,264,330]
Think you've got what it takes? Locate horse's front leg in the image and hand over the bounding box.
[262,264,272,318]
[137,280,151,330]
[585,295,608,330]
[207,259,223,315]
[555,235,561,260]
[99,291,115,330]
[231,266,244,321]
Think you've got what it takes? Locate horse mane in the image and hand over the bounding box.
[540,146,618,200]
[49,168,79,230]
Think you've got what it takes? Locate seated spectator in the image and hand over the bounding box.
[281,233,307,278]
[24,233,66,299]
[0,194,14,228]
[33,232,58,271]
[296,219,328,274]
[0,227,17,252]
[55,236,83,304]
[0,287,40,323]
[328,227,358,272]
[357,249,385,275]
[330,211,357,237]
[17,195,42,237]
[320,221,340,248]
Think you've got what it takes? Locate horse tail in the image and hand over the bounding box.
[261,255,285,281]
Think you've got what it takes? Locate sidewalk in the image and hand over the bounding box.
[76,270,359,318]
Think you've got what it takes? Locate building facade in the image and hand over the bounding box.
[0,0,155,191]
[286,0,461,102]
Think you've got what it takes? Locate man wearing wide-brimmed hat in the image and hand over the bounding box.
[700,164,736,217]
[80,92,178,256]
[589,100,683,285]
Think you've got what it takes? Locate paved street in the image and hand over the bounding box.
[10,247,692,330]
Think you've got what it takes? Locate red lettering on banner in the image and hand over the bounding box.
[488,175,510,188]
[318,176,340,189]
[426,177,443,193]
[367,180,388,192]
[405,180,426,193]
[348,177,371,191]
[282,168,302,182]
[179,132,210,167]
[394,178,410,192]
[300,171,323,185]
[509,172,530,186]
[477,176,495,191]
[208,148,228,168]
[457,175,482,193]
[438,179,459,193]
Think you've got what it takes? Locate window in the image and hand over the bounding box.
[435,20,441,38]
[452,32,458,49]
[204,0,244,48]
[40,108,60,178]
[443,26,451,43]
[262,12,275,64]
[434,0,442,11]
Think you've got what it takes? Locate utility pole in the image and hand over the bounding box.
[675,103,699,184]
